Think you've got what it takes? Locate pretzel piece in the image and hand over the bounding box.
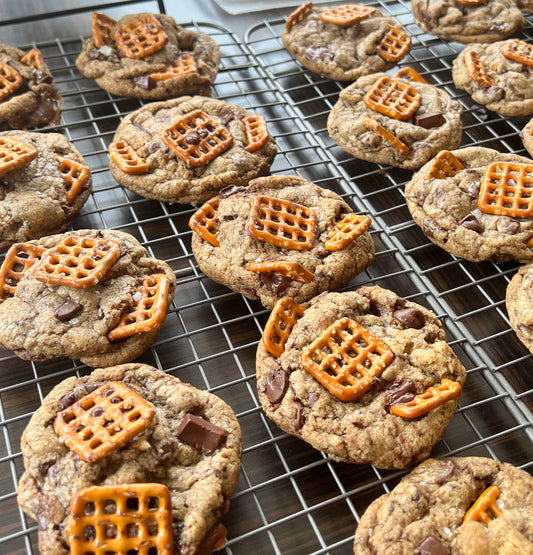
[53,381,155,462]
[108,140,148,175]
[56,156,91,205]
[325,213,372,251]
[319,4,376,26]
[501,39,533,68]
[455,0,489,5]
[189,198,220,247]
[20,48,45,70]
[465,50,494,88]
[285,1,313,31]
[301,318,394,402]
[247,195,317,251]
[247,260,315,283]
[33,235,121,289]
[107,274,171,341]
[0,242,47,302]
[161,109,233,167]
[463,485,503,525]
[150,53,198,80]
[363,117,410,155]
[114,14,168,59]
[394,67,427,83]
[478,161,533,218]
[243,114,270,153]
[376,25,411,63]
[389,378,462,418]
[0,62,22,102]
[425,150,465,180]
[363,76,421,121]
[91,11,117,48]
[0,136,38,177]
[262,296,305,357]
[69,482,173,555]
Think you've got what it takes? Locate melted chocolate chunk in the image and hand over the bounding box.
[219,184,246,198]
[416,536,450,555]
[33,70,53,85]
[260,273,290,295]
[393,308,425,329]
[264,368,288,404]
[55,299,83,321]
[415,112,446,129]
[218,107,236,126]
[133,74,155,90]
[294,400,304,430]
[304,45,334,62]
[459,213,483,233]
[386,378,417,408]
[176,413,229,456]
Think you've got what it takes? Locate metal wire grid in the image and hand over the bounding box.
[0,2,530,555]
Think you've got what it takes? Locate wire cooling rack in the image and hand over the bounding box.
[0,1,532,554]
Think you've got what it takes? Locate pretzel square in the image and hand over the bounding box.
[247,260,315,283]
[0,62,22,102]
[301,317,394,402]
[53,381,155,462]
[56,156,91,205]
[161,109,233,167]
[394,67,427,83]
[0,242,46,302]
[285,1,313,31]
[376,25,411,63]
[363,76,421,121]
[262,296,305,357]
[189,198,220,247]
[91,11,117,48]
[465,50,494,88]
[150,53,198,80]
[363,117,410,155]
[0,136,38,177]
[242,114,270,153]
[501,39,533,68]
[108,140,148,175]
[114,14,168,59]
[478,161,533,218]
[247,196,317,250]
[107,273,171,341]
[425,150,465,180]
[319,5,376,26]
[33,235,121,289]
[20,48,45,70]
[325,213,372,251]
[69,483,173,555]
[463,485,503,525]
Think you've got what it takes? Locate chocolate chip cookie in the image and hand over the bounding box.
[17,363,243,555]
[0,130,91,251]
[506,262,533,354]
[75,12,220,99]
[353,456,533,554]
[520,117,533,158]
[411,0,525,43]
[405,147,533,263]
[327,71,463,170]
[452,39,533,116]
[281,2,411,81]
[0,43,62,130]
[108,95,277,204]
[0,229,176,367]
[190,175,375,309]
[256,286,467,469]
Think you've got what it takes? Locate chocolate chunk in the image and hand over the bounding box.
[33,70,53,85]
[304,45,334,62]
[393,308,425,329]
[416,536,450,555]
[415,112,446,129]
[259,273,290,295]
[459,214,483,233]
[264,368,288,404]
[176,413,229,456]
[219,184,246,198]
[386,378,417,408]
[294,400,304,430]
[59,391,77,410]
[498,216,520,235]
[55,299,83,321]
[218,107,236,126]
[133,74,155,90]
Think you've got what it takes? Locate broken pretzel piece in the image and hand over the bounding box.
[364,76,421,121]
[465,50,494,88]
[0,242,47,302]
[114,14,168,59]
[501,39,533,68]
[0,62,22,102]
[376,25,411,63]
[262,296,305,357]
[363,117,410,155]
[189,198,220,247]
[0,136,38,177]
[325,213,372,251]
[108,140,148,175]
[247,260,315,283]
[150,53,198,80]
[20,48,45,70]
[394,67,427,83]
[319,4,376,26]
[243,114,270,153]
[285,1,313,31]
[425,150,465,180]
[56,156,91,205]
[91,11,117,48]
[463,485,503,524]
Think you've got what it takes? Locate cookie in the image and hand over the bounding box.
[327,71,463,170]
[0,229,176,367]
[411,0,525,43]
[506,262,533,354]
[75,12,220,99]
[190,175,375,309]
[281,2,411,81]
[108,95,277,204]
[520,117,533,158]
[405,146,533,263]
[0,130,91,251]
[353,456,533,554]
[452,39,533,116]
[256,286,467,469]
[17,362,242,555]
[0,43,62,130]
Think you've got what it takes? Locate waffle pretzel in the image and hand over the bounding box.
[161,109,233,167]
[363,76,421,121]
[425,150,465,180]
[114,14,168,59]
[150,53,198,80]
[107,274,171,341]
[189,198,220,247]
[325,213,372,251]
[319,4,376,26]
[394,67,427,83]
[20,48,45,70]
[247,196,317,250]
[247,260,315,283]
[33,235,121,289]
[478,161,533,218]
[463,485,503,525]
[108,140,148,175]
[56,156,91,205]
[262,296,305,357]
[301,317,394,402]
[389,378,462,418]
[0,242,46,302]
[91,11,116,48]
[465,50,494,88]
[53,381,155,463]
[0,62,22,102]
[501,39,533,68]
[0,136,38,177]
[69,482,173,555]
[285,1,313,31]
[243,114,270,153]
[376,25,411,63]
[363,117,410,155]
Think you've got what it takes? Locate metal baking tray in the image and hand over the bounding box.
[0,1,532,553]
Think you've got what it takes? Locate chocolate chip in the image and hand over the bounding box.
[55,299,83,321]
[393,308,425,329]
[498,217,520,235]
[416,536,450,555]
[259,273,290,295]
[415,112,446,129]
[185,132,201,145]
[386,378,417,408]
[133,74,155,90]
[459,214,483,233]
[304,45,334,62]
[176,413,229,456]
[264,368,288,404]
[294,400,304,430]
[90,407,105,418]
[219,184,246,198]
[59,392,77,409]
